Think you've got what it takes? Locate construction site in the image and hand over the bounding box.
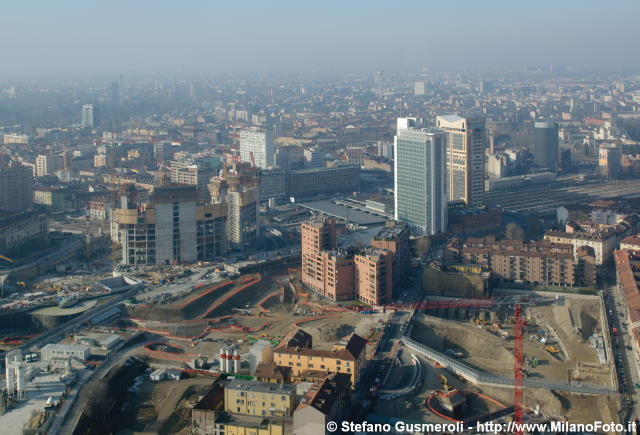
[376,291,621,427]
[125,267,387,349]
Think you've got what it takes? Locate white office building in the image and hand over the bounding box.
[240,127,274,169]
[81,104,94,128]
[394,118,447,236]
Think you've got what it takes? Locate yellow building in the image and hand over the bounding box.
[273,329,366,387]
[224,419,284,435]
[224,379,295,418]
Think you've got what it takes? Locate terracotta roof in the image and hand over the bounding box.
[295,373,351,415]
[254,363,290,382]
[275,332,366,361]
[193,384,224,411]
[276,329,312,350]
[614,249,640,324]
[621,234,640,247]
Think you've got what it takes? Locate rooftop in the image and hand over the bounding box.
[226,379,295,396]
[622,234,640,246]
[298,200,386,226]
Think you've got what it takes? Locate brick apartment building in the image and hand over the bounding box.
[450,236,596,287]
[300,217,408,305]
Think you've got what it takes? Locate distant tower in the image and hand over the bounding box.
[377,65,383,99]
[81,104,94,128]
[489,128,495,154]
[110,81,120,107]
[534,122,559,173]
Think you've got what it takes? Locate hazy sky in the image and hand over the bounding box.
[1,0,639,79]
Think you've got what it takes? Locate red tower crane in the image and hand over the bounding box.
[514,303,524,433]
[379,294,560,433]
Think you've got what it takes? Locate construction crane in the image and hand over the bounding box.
[0,255,13,263]
[250,151,256,168]
[380,294,561,433]
[108,145,120,271]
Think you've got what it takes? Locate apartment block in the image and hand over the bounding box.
[301,217,407,304]
[544,227,619,265]
[170,162,217,201]
[370,221,409,287]
[293,373,351,435]
[0,211,49,255]
[273,329,367,387]
[192,381,291,435]
[456,237,594,286]
[0,162,33,213]
[224,379,295,417]
[354,249,393,306]
[36,154,64,177]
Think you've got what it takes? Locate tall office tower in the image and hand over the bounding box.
[0,162,33,212]
[239,127,274,169]
[394,118,447,236]
[81,104,94,128]
[153,185,197,264]
[35,154,64,177]
[414,81,426,96]
[110,81,120,107]
[533,121,559,172]
[436,114,486,207]
[117,184,226,266]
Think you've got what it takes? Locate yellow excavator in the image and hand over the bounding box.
[545,345,560,354]
[440,374,450,393]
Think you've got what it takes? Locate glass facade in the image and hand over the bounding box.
[394,123,446,236]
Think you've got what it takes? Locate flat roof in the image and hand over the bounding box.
[297,200,386,226]
[226,379,295,395]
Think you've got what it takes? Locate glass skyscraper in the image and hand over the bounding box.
[394,118,447,236]
[533,121,558,172]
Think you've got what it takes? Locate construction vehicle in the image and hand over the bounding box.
[545,345,560,354]
[380,294,562,434]
[440,374,450,393]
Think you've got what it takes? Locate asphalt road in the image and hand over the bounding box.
[607,284,640,427]
[16,289,137,355]
[340,266,422,423]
